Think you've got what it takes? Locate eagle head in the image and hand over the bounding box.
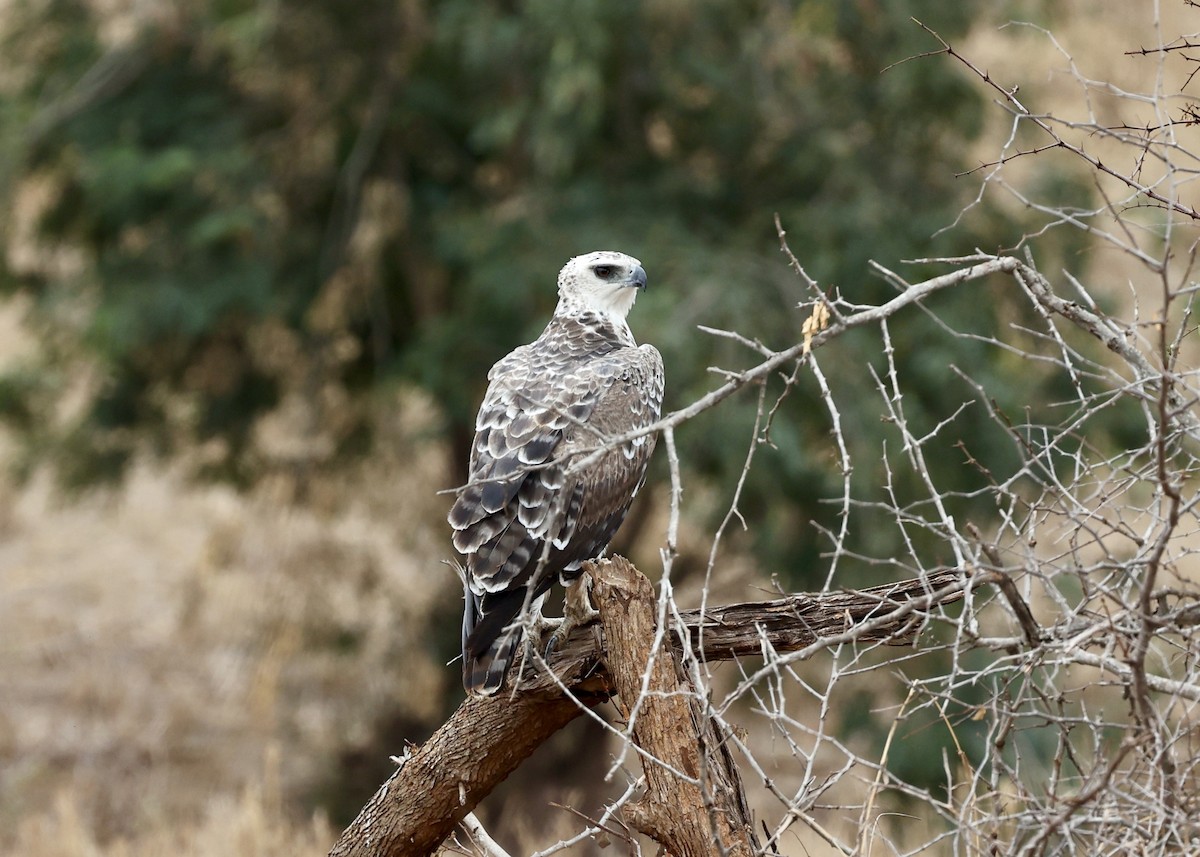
[557,250,648,320]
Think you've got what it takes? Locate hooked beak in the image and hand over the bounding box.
[625,264,648,290]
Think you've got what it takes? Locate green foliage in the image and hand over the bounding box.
[3,0,1149,816]
[0,0,1118,564]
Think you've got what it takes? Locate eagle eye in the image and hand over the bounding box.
[592,265,617,280]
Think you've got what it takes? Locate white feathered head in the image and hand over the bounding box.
[556,251,648,320]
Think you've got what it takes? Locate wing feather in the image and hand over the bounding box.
[451,311,664,695]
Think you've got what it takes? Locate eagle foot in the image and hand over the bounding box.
[544,575,600,660]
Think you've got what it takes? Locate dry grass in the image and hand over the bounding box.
[11,783,333,857]
[0,359,458,852]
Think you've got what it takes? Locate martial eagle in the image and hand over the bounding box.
[448,251,664,695]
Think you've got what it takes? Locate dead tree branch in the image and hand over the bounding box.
[593,556,757,856]
[327,679,610,857]
[328,559,976,857]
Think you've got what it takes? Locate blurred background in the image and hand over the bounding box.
[0,0,1154,853]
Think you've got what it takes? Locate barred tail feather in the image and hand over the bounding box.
[462,586,538,696]
[463,626,520,696]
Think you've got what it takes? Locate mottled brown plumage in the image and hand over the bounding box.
[448,251,664,695]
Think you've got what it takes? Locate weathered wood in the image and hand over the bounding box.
[516,564,970,693]
[593,557,756,857]
[327,683,610,857]
[328,562,974,857]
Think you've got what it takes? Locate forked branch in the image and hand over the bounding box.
[328,559,977,857]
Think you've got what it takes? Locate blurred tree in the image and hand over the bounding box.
[0,0,1098,564]
[2,0,1130,819]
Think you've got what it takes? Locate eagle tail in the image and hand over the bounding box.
[462,628,520,696]
[461,586,539,696]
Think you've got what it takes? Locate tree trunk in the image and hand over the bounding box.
[594,556,757,856]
